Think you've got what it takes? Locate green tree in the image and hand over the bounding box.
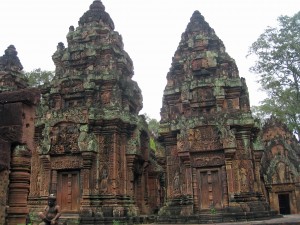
[248,11,300,139]
[24,68,54,87]
[144,113,160,137]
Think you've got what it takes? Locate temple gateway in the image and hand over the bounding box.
[0,1,299,224]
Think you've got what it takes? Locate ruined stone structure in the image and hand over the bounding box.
[28,1,163,224]
[260,116,300,215]
[2,1,300,225]
[158,11,275,223]
[0,46,40,225]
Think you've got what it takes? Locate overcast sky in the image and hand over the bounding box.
[0,0,298,120]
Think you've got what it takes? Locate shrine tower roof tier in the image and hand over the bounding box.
[0,45,28,92]
[160,10,248,126]
[45,0,142,126]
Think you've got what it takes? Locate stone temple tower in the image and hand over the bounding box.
[28,1,163,223]
[158,11,274,222]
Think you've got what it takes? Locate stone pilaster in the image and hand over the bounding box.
[7,145,31,225]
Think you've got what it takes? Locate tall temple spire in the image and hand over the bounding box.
[158,10,273,222]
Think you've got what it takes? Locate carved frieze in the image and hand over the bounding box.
[51,156,82,170]
[269,183,295,192]
[192,152,224,168]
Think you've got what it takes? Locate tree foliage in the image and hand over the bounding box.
[24,68,54,87]
[144,113,160,137]
[248,11,300,139]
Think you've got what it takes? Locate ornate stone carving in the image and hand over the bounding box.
[51,156,82,170]
[189,126,222,151]
[159,9,271,219]
[50,123,80,154]
[99,165,109,194]
[28,1,162,220]
[192,153,224,167]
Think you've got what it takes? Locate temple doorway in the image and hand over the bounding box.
[198,169,223,210]
[57,171,80,212]
[278,193,291,215]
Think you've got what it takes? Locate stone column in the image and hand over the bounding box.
[253,150,264,193]
[192,167,199,212]
[40,155,51,197]
[51,170,58,195]
[81,151,94,213]
[0,141,10,225]
[224,149,235,196]
[7,145,31,225]
[221,165,229,208]
[126,155,135,197]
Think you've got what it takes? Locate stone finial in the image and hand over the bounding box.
[89,0,105,11]
[186,10,214,34]
[78,0,114,29]
[0,45,23,72]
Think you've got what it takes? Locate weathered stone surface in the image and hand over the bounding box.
[2,2,299,224]
[0,166,9,224]
[0,45,28,92]
[0,82,40,224]
[28,1,163,223]
[260,116,300,214]
[158,10,273,221]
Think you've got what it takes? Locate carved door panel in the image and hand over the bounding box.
[198,169,223,210]
[211,170,222,208]
[199,172,210,209]
[57,171,80,212]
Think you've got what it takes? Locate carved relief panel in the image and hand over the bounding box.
[232,160,254,193]
[190,87,215,107]
[192,58,209,71]
[189,126,222,152]
[98,135,111,193]
[50,123,80,154]
[167,155,182,197]
[60,79,84,94]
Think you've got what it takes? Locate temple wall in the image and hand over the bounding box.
[0,169,9,224]
[0,89,40,225]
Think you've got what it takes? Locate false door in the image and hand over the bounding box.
[57,171,80,212]
[198,169,223,210]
